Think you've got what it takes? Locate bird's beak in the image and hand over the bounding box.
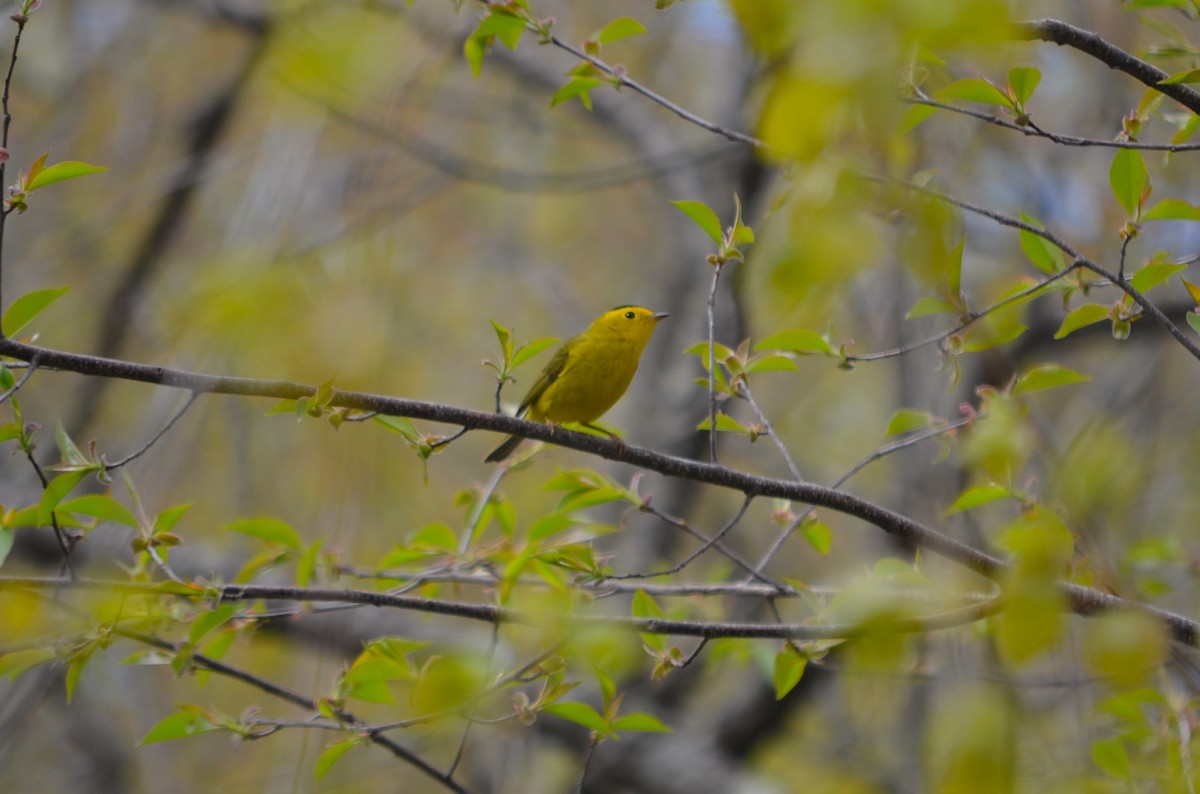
[652,312,669,322]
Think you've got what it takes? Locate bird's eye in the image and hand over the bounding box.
[625,311,636,319]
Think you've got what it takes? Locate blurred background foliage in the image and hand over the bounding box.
[2,0,1200,791]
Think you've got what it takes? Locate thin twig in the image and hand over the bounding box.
[610,494,754,580]
[0,14,27,317]
[0,356,35,404]
[845,264,1080,362]
[906,95,1200,151]
[23,449,76,580]
[103,391,198,470]
[754,413,976,574]
[706,262,724,463]
[893,179,1200,363]
[736,380,803,482]
[636,501,779,586]
[1015,19,1200,117]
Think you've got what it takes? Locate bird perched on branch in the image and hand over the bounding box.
[485,305,668,462]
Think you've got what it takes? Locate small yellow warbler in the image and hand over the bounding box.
[485,305,668,462]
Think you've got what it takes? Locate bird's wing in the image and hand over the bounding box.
[517,339,574,416]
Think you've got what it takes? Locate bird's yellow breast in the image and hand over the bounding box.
[529,334,641,424]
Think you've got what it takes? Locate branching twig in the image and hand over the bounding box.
[610,494,754,581]
[906,95,1200,152]
[102,391,199,471]
[844,263,1080,363]
[706,262,724,463]
[1015,19,1200,117]
[0,14,27,316]
[0,355,34,404]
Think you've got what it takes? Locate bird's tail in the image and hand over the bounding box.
[484,434,523,463]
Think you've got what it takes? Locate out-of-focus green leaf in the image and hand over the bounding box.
[773,648,807,699]
[224,517,303,550]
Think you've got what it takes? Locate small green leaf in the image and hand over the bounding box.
[140,707,219,745]
[155,503,192,534]
[411,521,459,552]
[373,414,419,440]
[510,337,559,369]
[885,409,934,436]
[315,738,361,781]
[1091,736,1131,779]
[1007,66,1041,104]
[906,296,958,319]
[1013,364,1090,397]
[1143,198,1200,221]
[1109,149,1149,217]
[37,470,88,526]
[897,103,937,135]
[801,519,832,556]
[944,484,1013,516]
[936,78,1011,106]
[543,701,609,733]
[56,494,140,528]
[1188,312,1200,335]
[550,76,605,110]
[1130,261,1187,293]
[595,16,647,44]
[224,517,303,550]
[1019,213,1064,274]
[296,538,323,587]
[26,161,107,192]
[610,712,671,732]
[1159,68,1200,85]
[695,413,749,433]
[1053,304,1109,340]
[0,648,55,680]
[2,286,70,337]
[773,648,807,699]
[756,329,836,356]
[670,199,723,245]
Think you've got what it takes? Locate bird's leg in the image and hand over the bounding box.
[581,423,626,457]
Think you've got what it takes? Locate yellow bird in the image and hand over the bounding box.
[485,305,669,463]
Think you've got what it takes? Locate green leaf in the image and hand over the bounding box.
[1159,68,1200,85]
[1053,304,1109,340]
[550,76,605,110]
[140,707,218,745]
[26,161,107,192]
[1143,198,1200,221]
[315,738,361,781]
[897,103,937,135]
[2,286,70,337]
[511,337,559,369]
[744,355,798,374]
[188,604,239,646]
[670,199,723,245]
[695,413,749,433]
[0,527,12,569]
[37,470,88,526]
[224,517,303,550]
[936,78,1011,107]
[1012,364,1091,396]
[1018,213,1064,274]
[773,648,807,699]
[1189,312,1200,336]
[155,503,192,534]
[610,712,671,732]
[595,16,647,45]
[296,538,323,587]
[885,409,934,436]
[411,521,458,552]
[944,484,1013,516]
[756,329,836,356]
[632,588,665,652]
[543,701,609,733]
[1007,66,1041,104]
[906,295,958,318]
[1091,737,1131,779]
[0,648,55,680]
[1130,261,1187,293]
[56,494,140,528]
[1109,149,1148,217]
[373,414,419,441]
[801,519,832,556]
